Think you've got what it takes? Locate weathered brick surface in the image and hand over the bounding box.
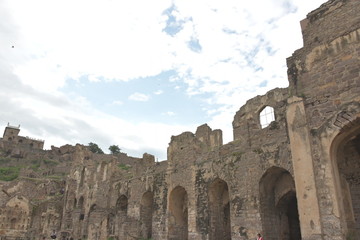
[0,0,359,240]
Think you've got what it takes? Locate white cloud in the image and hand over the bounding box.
[0,0,326,158]
[112,100,123,106]
[163,111,176,116]
[154,90,164,95]
[128,92,150,102]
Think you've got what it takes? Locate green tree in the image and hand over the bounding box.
[109,145,121,154]
[88,142,104,154]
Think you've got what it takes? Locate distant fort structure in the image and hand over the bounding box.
[3,123,44,150]
[0,0,359,240]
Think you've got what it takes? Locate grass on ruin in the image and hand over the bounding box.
[46,175,63,180]
[30,158,59,171]
[118,163,131,171]
[30,159,41,171]
[0,166,20,181]
[43,159,59,166]
[0,157,12,165]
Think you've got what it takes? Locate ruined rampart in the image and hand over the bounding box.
[0,0,359,239]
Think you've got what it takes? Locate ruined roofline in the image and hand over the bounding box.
[23,136,45,143]
[6,123,20,130]
[306,0,343,22]
[299,0,360,48]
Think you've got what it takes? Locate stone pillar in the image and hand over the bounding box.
[286,96,322,239]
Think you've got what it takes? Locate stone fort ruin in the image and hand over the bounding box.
[0,0,359,239]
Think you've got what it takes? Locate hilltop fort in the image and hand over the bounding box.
[0,0,359,239]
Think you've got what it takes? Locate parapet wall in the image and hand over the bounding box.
[0,0,359,240]
[167,124,222,167]
[301,0,360,48]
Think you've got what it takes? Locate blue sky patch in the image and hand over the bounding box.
[162,5,185,36]
[60,71,214,125]
[188,37,202,53]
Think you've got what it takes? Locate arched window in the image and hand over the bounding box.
[260,106,275,129]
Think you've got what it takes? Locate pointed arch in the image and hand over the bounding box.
[208,178,231,240]
[10,218,16,229]
[330,119,360,237]
[115,195,128,238]
[168,186,188,240]
[259,167,301,240]
[140,191,153,239]
[116,195,128,213]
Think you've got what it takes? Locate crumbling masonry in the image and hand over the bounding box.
[0,0,359,239]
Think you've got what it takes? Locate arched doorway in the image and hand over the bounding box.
[168,186,188,240]
[259,167,301,240]
[140,191,153,239]
[208,178,231,240]
[116,195,128,221]
[116,195,128,237]
[10,218,16,229]
[331,122,360,238]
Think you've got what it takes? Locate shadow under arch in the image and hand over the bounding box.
[329,118,360,238]
[140,191,154,239]
[208,178,231,240]
[168,186,188,240]
[115,195,128,239]
[259,167,301,240]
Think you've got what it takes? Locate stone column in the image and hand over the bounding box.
[286,96,322,239]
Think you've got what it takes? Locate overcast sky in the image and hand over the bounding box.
[0,0,325,160]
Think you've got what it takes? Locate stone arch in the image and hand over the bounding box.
[116,195,128,213]
[115,195,128,238]
[10,218,16,229]
[140,191,153,239]
[259,167,301,240]
[330,117,360,238]
[168,186,188,240]
[208,178,231,240]
[259,105,275,129]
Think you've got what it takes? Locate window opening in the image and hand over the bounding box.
[260,106,275,128]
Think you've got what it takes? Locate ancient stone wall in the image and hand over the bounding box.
[0,0,359,240]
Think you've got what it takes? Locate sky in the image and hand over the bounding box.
[0,0,325,160]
